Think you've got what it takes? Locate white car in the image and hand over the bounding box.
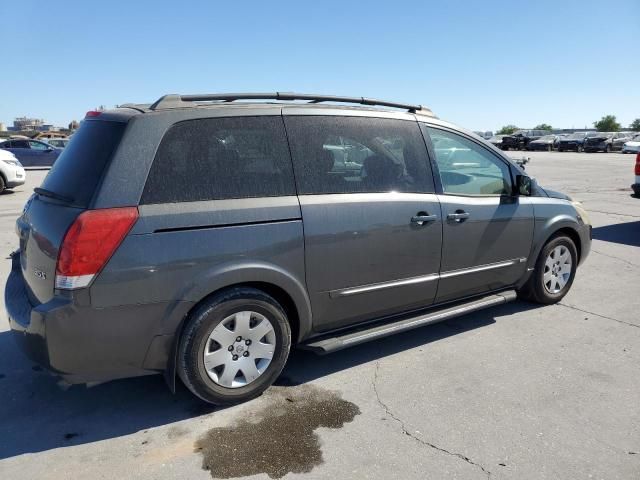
[0,149,26,193]
[621,134,640,154]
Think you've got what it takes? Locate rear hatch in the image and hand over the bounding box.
[16,119,126,304]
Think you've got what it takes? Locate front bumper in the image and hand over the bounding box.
[578,223,592,265]
[558,143,582,151]
[529,143,553,151]
[584,143,608,152]
[3,165,26,188]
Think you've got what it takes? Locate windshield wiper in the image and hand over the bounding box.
[34,187,74,204]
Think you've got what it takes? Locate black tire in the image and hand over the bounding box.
[0,175,5,194]
[518,234,578,304]
[558,148,564,152]
[178,287,291,405]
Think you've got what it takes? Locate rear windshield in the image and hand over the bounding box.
[40,120,125,207]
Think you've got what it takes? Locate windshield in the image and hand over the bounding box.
[587,132,606,137]
[568,132,586,139]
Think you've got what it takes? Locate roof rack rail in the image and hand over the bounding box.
[149,92,435,116]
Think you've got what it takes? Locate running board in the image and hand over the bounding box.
[301,290,517,354]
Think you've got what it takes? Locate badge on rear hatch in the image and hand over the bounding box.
[33,269,46,280]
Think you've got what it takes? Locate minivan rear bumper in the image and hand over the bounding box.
[5,256,57,371]
[5,253,186,384]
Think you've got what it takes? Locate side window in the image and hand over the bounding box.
[141,116,296,204]
[29,141,48,150]
[285,116,434,194]
[425,127,513,196]
[12,140,29,149]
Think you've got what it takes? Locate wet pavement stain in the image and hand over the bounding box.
[195,385,360,479]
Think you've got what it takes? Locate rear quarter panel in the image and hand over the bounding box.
[89,197,311,339]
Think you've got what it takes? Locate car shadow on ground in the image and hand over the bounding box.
[592,221,640,248]
[0,301,539,460]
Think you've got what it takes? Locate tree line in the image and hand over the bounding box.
[497,116,640,135]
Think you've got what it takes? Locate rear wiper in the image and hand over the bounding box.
[34,187,74,204]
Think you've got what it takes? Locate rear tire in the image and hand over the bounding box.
[0,176,5,194]
[178,287,291,405]
[518,235,578,304]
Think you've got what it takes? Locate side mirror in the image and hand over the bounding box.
[516,175,532,196]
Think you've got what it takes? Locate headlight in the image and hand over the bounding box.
[2,159,20,166]
[571,201,591,226]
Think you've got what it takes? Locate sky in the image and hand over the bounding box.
[1,0,638,132]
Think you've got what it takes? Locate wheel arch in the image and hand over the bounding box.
[528,215,584,271]
[162,263,312,392]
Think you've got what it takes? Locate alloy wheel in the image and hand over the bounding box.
[543,245,573,294]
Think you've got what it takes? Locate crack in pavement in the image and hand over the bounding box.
[557,303,640,329]
[591,249,640,268]
[372,362,491,479]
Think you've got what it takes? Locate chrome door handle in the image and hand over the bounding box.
[447,211,470,222]
[411,214,437,225]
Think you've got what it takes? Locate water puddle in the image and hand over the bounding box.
[195,384,360,479]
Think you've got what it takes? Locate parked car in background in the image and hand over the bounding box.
[5,92,592,405]
[0,139,61,167]
[528,134,559,152]
[45,138,70,149]
[473,131,493,140]
[488,134,506,149]
[501,130,548,150]
[0,148,26,193]
[557,132,589,152]
[613,132,637,151]
[584,132,615,153]
[622,134,640,154]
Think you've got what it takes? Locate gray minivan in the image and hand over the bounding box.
[5,93,592,405]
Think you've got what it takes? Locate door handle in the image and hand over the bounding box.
[447,211,470,222]
[411,214,437,226]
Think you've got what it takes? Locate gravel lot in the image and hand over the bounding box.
[0,152,638,480]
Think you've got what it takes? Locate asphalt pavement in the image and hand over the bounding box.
[0,151,638,479]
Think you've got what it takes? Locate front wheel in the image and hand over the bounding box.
[178,287,291,405]
[518,235,578,304]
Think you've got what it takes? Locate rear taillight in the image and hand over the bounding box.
[85,110,102,118]
[55,207,138,289]
[635,153,640,176]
